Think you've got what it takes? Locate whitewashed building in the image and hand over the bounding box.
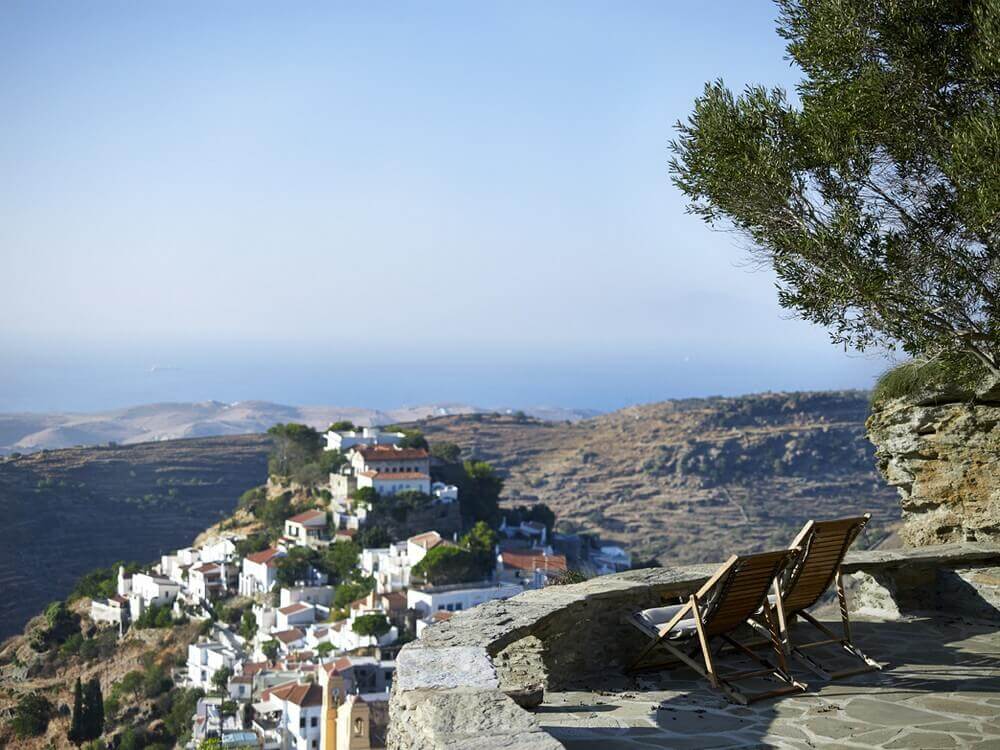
[258,681,324,750]
[276,602,316,631]
[188,640,241,689]
[239,548,285,597]
[282,510,330,549]
[324,426,404,452]
[407,581,523,619]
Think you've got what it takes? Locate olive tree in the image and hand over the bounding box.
[670,0,1000,376]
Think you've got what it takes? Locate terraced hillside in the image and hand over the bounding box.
[414,391,901,565]
[1,436,270,640]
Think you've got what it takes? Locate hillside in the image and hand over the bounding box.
[0,435,270,641]
[0,401,599,454]
[414,390,901,564]
[1,390,900,642]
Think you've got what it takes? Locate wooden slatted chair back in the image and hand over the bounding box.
[698,549,798,637]
[780,515,869,614]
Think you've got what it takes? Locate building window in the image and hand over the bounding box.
[300,717,306,728]
[455,603,463,610]
[311,717,317,727]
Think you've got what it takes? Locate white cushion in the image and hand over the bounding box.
[636,604,698,638]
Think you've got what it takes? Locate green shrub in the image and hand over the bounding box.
[11,693,52,738]
[872,354,986,404]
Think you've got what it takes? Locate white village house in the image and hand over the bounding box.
[239,548,286,597]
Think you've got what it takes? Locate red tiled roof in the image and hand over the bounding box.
[500,551,567,572]
[279,602,311,616]
[335,528,357,538]
[432,610,454,622]
[272,628,305,644]
[193,563,221,574]
[287,509,327,525]
[357,446,429,461]
[267,681,324,707]
[242,661,268,677]
[246,548,283,565]
[408,531,442,549]
[230,675,253,684]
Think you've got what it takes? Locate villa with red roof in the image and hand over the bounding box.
[238,547,286,597]
[283,509,331,549]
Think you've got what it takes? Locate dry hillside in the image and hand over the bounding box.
[0,436,270,641]
[415,391,901,564]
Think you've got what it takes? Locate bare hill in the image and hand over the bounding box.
[415,390,900,565]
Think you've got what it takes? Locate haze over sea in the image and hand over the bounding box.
[1,338,884,415]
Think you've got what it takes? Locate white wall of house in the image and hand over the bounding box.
[356,473,430,496]
[280,586,334,608]
[89,599,124,626]
[431,482,459,504]
[131,573,181,609]
[280,700,322,750]
[201,537,238,563]
[325,427,403,452]
[360,543,411,593]
[407,582,523,618]
[276,605,316,632]
[240,559,279,597]
[187,642,239,689]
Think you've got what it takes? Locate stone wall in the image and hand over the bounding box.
[867,395,1000,546]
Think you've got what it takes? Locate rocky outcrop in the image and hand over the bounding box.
[867,395,1000,546]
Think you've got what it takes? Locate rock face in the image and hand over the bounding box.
[867,396,1000,546]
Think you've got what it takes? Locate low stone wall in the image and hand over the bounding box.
[388,544,1000,750]
[844,542,1000,621]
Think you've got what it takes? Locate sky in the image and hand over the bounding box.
[0,1,889,413]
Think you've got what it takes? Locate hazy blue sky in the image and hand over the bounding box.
[0,1,888,412]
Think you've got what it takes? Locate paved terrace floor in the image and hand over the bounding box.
[534,615,1000,749]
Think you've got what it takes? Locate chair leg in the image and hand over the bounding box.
[793,606,881,679]
[690,596,718,688]
[772,579,791,656]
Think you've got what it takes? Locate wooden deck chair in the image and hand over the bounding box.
[770,514,880,679]
[625,550,806,705]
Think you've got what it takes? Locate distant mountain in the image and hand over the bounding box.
[413,390,901,564]
[0,401,601,454]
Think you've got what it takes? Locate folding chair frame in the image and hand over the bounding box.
[626,555,807,705]
[774,517,881,680]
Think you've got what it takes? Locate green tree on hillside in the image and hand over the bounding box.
[459,460,503,527]
[352,613,391,640]
[430,441,462,463]
[411,545,481,586]
[69,677,84,744]
[461,521,499,574]
[82,678,104,741]
[11,693,52,739]
[267,423,322,478]
[274,547,320,588]
[670,0,1000,379]
[327,420,357,432]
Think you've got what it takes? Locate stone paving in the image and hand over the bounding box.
[534,615,1000,749]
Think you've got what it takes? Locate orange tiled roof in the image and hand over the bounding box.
[500,551,567,572]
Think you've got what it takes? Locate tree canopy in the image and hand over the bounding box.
[352,613,391,639]
[670,0,1000,377]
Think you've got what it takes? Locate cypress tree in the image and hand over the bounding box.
[82,677,104,741]
[68,676,83,744]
